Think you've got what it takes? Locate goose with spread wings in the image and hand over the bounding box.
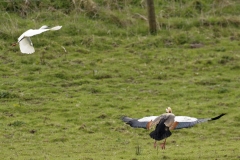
[122,107,226,149]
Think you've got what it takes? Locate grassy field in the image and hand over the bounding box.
[0,0,240,159]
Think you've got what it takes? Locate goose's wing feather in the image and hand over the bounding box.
[175,120,204,129]
[127,120,148,129]
[122,116,148,129]
[122,116,157,129]
[122,116,136,123]
[19,37,35,54]
[174,114,226,129]
[138,116,158,122]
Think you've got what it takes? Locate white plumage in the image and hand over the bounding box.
[138,115,197,123]
[14,25,62,54]
[138,116,158,122]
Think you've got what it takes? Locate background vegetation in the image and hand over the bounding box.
[0,0,239,159]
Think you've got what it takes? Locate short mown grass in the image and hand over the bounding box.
[0,0,240,159]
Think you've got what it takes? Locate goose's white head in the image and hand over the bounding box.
[166,107,172,113]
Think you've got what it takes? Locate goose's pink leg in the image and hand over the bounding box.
[160,139,167,149]
[154,140,157,148]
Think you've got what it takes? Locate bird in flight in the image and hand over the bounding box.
[122,107,226,149]
[12,25,62,54]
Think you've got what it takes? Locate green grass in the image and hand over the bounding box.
[0,0,240,159]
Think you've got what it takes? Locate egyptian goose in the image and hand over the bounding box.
[122,107,226,149]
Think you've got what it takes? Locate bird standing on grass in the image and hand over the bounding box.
[122,107,226,149]
[12,25,62,54]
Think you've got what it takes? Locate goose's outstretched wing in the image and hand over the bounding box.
[122,116,149,129]
[122,114,226,130]
[175,113,225,129]
[174,113,226,129]
[122,116,158,129]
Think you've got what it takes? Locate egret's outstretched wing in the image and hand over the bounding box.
[174,114,226,129]
[20,29,50,39]
[19,37,35,54]
[39,25,62,30]
[49,26,62,31]
[18,26,62,42]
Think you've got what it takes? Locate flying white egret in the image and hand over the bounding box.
[12,25,62,54]
[122,107,226,149]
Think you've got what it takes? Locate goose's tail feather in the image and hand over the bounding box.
[210,113,226,121]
